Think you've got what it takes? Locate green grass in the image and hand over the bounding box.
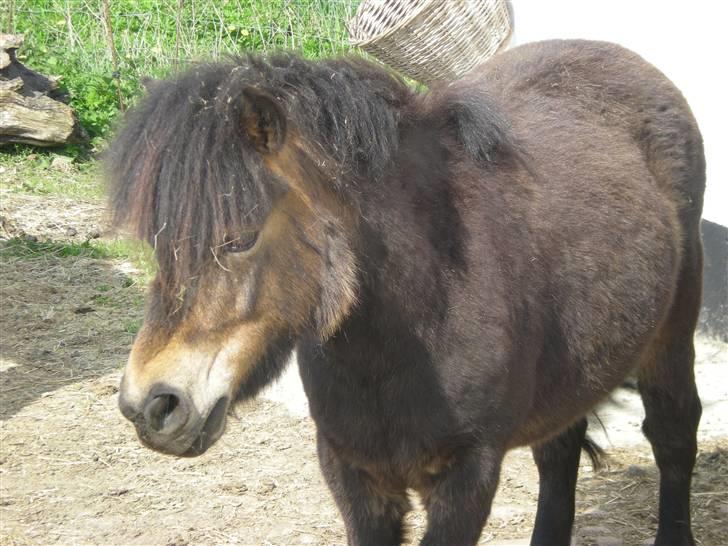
[0,148,155,286]
[0,147,104,198]
[0,237,157,282]
[123,318,143,335]
[0,238,109,258]
[5,0,359,143]
[2,1,358,290]
[2,236,151,322]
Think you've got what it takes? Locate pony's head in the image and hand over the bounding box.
[109,55,409,455]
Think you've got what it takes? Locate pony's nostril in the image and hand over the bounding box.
[143,392,188,435]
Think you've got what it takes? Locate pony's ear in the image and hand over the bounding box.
[241,86,286,154]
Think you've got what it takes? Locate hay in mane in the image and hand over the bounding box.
[107,52,519,311]
[107,54,411,303]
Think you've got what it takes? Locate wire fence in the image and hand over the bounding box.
[1,0,360,138]
[5,1,360,63]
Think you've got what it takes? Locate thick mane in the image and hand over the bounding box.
[435,81,523,167]
[257,54,412,181]
[107,53,411,307]
[106,52,519,311]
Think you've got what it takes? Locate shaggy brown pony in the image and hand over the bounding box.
[109,40,705,546]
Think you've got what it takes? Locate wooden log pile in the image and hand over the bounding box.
[1,34,88,147]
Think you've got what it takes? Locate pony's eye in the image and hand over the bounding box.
[224,232,259,253]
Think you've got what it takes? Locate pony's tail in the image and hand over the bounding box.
[582,434,606,471]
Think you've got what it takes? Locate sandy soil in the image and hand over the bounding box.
[1,189,726,546]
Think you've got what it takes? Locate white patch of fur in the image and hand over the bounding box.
[120,358,148,408]
[123,337,244,417]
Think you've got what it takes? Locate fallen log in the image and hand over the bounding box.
[0,34,88,147]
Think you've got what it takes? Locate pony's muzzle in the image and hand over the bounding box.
[119,378,229,456]
[119,383,193,454]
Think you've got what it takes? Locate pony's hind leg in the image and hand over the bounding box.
[638,236,703,546]
[529,418,588,546]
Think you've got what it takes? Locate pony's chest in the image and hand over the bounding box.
[298,349,462,472]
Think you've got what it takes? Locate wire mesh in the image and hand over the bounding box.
[6,1,360,68]
[1,1,360,137]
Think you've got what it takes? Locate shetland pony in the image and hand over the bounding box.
[110,40,705,545]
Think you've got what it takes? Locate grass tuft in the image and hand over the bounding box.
[0,237,157,282]
[0,148,104,198]
[7,0,360,143]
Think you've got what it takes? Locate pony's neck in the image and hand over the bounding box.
[343,118,462,344]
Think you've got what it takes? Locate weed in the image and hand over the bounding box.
[123,319,142,335]
[8,0,359,142]
[0,237,156,282]
[0,238,110,259]
[0,148,104,198]
[91,294,113,305]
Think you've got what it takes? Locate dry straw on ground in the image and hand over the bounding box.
[1,187,726,545]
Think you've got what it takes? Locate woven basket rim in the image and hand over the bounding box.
[349,0,438,48]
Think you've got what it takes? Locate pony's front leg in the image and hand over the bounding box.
[316,432,410,546]
[419,445,504,546]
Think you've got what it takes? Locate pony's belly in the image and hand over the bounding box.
[510,356,639,449]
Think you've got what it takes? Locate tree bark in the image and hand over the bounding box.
[0,34,88,147]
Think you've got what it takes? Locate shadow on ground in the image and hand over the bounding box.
[0,238,144,419]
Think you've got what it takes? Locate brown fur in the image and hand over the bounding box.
[111,41,705,545]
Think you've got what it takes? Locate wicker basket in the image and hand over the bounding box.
[349,0,512,85]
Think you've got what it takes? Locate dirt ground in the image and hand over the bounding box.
[1,187,727,546]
